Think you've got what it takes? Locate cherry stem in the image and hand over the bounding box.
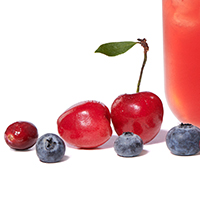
[136,38,149,93]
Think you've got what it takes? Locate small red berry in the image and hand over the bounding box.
[4,121,38,150]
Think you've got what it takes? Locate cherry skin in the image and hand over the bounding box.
[57,100,112,148]
[4,121,38,150]
[111,91,164,144]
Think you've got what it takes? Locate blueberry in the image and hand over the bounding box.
[166,123,200,156]
[114,132,143,157]
[36,133,66,163]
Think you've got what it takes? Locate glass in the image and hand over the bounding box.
[162,0,200,127]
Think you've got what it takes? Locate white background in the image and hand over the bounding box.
[0,0,198,199]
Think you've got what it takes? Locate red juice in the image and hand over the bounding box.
[163,0,200,126]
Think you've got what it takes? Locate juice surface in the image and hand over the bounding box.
[163,0,200,127]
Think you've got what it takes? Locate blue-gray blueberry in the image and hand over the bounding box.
[114,132,143,157]
[36,133,66,163]
[166,123,200,156]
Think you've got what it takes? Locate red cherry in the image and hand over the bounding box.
[111,92,164,144]
[4,121,38,150]
[95,39,164,144]
[57,101,112,148]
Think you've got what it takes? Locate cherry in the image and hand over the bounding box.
[4,121,38,150]
[96,38,164,144]
[111,92,163,144]
[57,100,112,148]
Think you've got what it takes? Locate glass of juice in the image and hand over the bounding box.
[162,0,200,127]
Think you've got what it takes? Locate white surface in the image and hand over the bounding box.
[0,1,199,200]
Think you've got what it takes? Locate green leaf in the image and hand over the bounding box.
[95,41,137,56]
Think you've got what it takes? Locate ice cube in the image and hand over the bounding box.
[172,0,199,9]
[173,12,198,27]
[172,0,200,13]
[172,0,200,27]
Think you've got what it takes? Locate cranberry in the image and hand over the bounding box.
[111,92,164,144]
[4,121,38,150]
[57,100,112,148]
